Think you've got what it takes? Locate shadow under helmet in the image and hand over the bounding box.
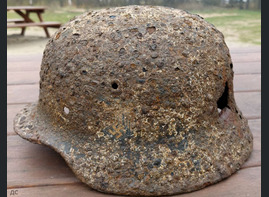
[14,5,253,196]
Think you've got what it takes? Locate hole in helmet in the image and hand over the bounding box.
[81,70,88,75]
[64,107,70,115]
[217,82,229,111]
[147,26,156,34]
[111,82,118,89]
[142,67,147,72]
[235,108,243,119]
[230,63,233,69]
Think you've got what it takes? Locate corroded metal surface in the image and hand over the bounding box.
[14,5,253,196]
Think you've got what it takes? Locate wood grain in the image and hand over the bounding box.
[234,74,260,92]
[7,84,39,104]
[242,119,261,168]
[7,71,39,85]
[229,46,260,54]
[178,166,261,197]
[234,92,261,119]
[233,62,261,75]
[7,104,25,135]
[7,167,261,197]
[231,52,261,63]
[7,136,80,188]
[7,61,41,72]
[7,54,42,62]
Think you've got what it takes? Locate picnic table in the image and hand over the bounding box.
[7,46,261,196]
[7,6,61,38]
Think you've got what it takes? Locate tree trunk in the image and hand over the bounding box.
[246,0,249,9]
[59,0,64,7]
[239,0,243,9]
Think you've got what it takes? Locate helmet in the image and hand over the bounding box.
[14,5,253,196]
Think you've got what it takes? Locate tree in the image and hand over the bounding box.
[202,0,221,6]
[59,0,64,7]
[246,0,249,9]
[258,0,261,10]
[239,0,243,9]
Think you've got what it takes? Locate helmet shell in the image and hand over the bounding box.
[14,5,253,196]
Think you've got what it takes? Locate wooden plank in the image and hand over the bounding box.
[229,46,261,54]
[234,92,261,119]
[7,183,112,197]
[178,167,261,197]
[7,84,39,104]
[7,104,25,135]
[7,167,261,197]
[7,71,39,85]
[7,6,47,11]
[7,54,42,62]
[7,136,80,188]
[231,52,261,63]
[234,74,261,92]
[7,19,24,23]
[242,119,261,168]
[7,61,41,72]
[233,62,261,75]
[7,22,61,28]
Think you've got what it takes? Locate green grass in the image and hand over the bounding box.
[7,9,84,24]
[194,9,261,45]
[7,8,261,45]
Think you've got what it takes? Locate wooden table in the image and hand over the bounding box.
[7,47,261,196]
[7,6,61,38]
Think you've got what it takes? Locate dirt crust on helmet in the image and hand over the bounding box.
[14,5,253,196]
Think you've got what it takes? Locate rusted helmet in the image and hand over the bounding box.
[14,5,253,196]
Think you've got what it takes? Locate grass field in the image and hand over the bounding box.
[7,7,260,45]
[195,9,261,45]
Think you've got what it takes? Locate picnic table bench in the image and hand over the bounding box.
[7,6,61,38]
[7,46,261,196]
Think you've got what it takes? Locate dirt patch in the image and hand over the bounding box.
[214,26,257,47]
[198,13,238,18]
[230,20,261,26]
[7,28,58,55]
[54,8,87,13]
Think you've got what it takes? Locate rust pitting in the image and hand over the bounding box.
[146,26,156,34]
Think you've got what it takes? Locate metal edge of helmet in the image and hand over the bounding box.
[14,5,253,196]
